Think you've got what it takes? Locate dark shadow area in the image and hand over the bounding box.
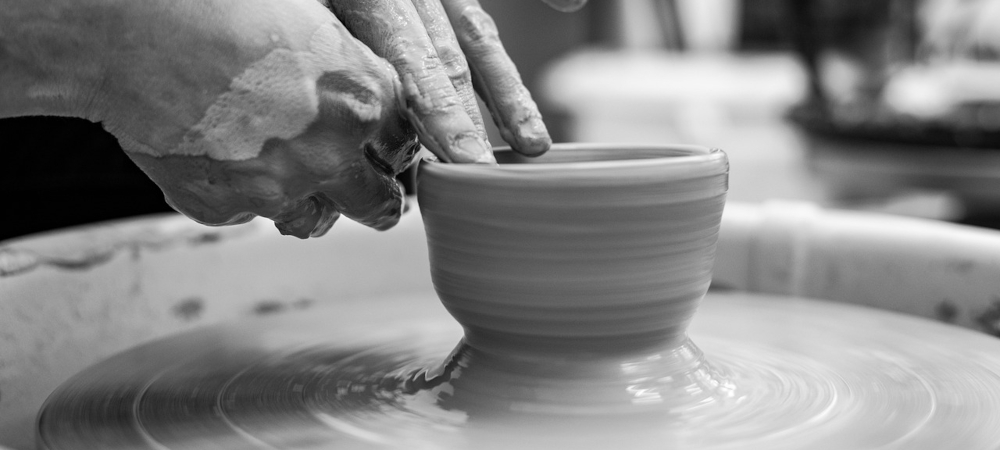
[0,116,174,241]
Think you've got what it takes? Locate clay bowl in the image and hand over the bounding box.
[417,143,729,414]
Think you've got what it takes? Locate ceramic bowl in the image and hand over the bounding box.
[417,143,729,414]
[418,143,728,353]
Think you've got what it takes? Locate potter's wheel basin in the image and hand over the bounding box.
[4,209,1000,449]
[7,142,1000,449]
[33,290,1000,450]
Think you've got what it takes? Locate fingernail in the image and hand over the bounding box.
[474,150,497,164]
[516,116,552,156]
[453,135,495,164]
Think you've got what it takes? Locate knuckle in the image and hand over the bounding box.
[437,46,470,77]
[439,49,472,84]
[403,76,462,114]
[272,196,337,239]
[456,6,500,46]
[388,36,435,67]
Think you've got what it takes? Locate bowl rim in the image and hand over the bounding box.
[418,143,727,181]
[424,142,723,169]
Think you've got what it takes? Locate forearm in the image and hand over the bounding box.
[0,0,121,119]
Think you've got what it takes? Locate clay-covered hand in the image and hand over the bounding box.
[324,0,585,163]
[1,0,420,238]
[1,0,586,237]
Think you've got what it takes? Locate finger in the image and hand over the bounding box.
[273,196,341,238]
[540,0,588,12]
[410,0,490,145]
[320,152,406,231]
[330,0,495,164]
[440,0,551,156]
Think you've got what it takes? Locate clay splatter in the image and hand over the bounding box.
[43,252,117,271]
[946,259,976,274]
[0,225,249,277]
[292,298,316,310]
[173,297,204,321]
[190,232,222,245]
[253,298,316,315]
[974,298,1000,338]
[0,247,39,276]
[935,300,959,324]
[254,300,286,315]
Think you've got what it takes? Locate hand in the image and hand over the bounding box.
[4,0,421,238]
[324,0,588,163]
[1,0,588,238]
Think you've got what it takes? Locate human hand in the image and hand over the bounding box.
[73,0,420,238]
[1,0,588,238]
[324,0,588,164]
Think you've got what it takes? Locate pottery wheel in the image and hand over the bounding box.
[37,291,1000,450]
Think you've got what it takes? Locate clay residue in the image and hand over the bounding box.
[934,299,959,323]
[974,298,1000,337]
[291,298,316,310]
[0,226,250,278]
[0,247,117,276]
[190,232,222,244]
[253,298,316,316]
[0,248,40,277]
[946,259,976,274]
[254,300,287,315]
[130,21,385,161]
[173,297,205,321]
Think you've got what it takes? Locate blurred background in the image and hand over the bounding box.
[4,0,1000,240]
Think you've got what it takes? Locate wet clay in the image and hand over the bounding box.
[417,143,729,413]
[164,22,388,161]
[1,1,418,237]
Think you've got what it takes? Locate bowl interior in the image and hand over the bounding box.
[493,143,715,165]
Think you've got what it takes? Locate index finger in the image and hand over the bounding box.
[441,0,551,156]
[410,0,489,145]
[330,0,495,164]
